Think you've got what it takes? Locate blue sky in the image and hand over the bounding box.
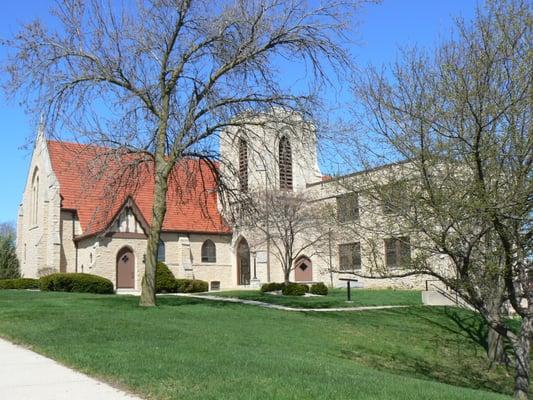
[0,0,480,223]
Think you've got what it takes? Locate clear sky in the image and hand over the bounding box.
[0,0,480,223]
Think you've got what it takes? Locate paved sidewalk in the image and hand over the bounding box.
[172,293,411,312]
[0,338,142,400]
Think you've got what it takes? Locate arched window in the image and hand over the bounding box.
[201,240,216,263]
[157,240,165,262]
[279,136,293,190]
[31,168,40,225]
[238,137,248,191]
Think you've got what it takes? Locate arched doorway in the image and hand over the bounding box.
[294,256,313,282]
[116,247,135,289]
[237,238,251,285]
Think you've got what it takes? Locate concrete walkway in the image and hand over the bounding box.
[171,293,410,312]
[0,338,142,400]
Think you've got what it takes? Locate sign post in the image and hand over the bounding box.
[339,278,358,302]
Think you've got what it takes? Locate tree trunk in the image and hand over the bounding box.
[487,327,509,367]
[513,317,532,399]
[486,301,509,367]
[139,163,170,307]
[283,269,290,284]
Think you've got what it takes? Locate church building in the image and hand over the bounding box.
[16,116,427,291]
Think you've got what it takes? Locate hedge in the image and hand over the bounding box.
[282,283,308,296]
[260,282,286,293]
[39,273,114,294]
[310,282,328,296]
[176,278,209,293]
[0,278,39,290]
[155,262,177,293]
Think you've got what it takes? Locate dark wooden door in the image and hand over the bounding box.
[294,257,313,282]
[117,248,135,289]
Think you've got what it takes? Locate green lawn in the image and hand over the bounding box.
[0,291,513,399]
[209,288,423,308]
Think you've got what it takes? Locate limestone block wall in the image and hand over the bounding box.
[17,132,62,278]
[188,234,233,289]
[76,232,237,290]
[219,112,322,194]
[78,236,147,290]
[59,211,78,273]
[303,164,453,290]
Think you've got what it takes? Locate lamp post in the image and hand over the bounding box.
[250,250,260,288]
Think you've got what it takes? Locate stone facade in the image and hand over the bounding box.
[17,117,445,291]
[17,128,62,278]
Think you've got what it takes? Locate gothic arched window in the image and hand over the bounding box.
[201,240,217,263]
[31,168,40,225]
[279,136,293,190]
[238,137,248,191]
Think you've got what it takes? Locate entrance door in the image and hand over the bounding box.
[117,248,135,289]
[294,256,313,282]
[237,238,251,285]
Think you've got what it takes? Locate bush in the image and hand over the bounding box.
[0,278,39,290]
[0,231,20,279]
[282,283,308,296]
[310,282,328,296]
[260,282,286,293]
[176,278,209,293]
[39,273,114,294]
[155,262,177,293]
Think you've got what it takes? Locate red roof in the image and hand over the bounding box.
[47,141,231,238]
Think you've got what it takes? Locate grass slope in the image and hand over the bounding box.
[0,291,512,400]
[209,288,423,308]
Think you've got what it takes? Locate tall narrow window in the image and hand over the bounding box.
[339,242,361,271]
[238,137,248,192]
[279,136,293,190]
[157,240,166,262]
[384,237,411,269]
[31,168,39,225]
[201,240,217,263]
[337,192,359,222]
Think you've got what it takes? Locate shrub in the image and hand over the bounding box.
[176,278,209,293]
[310,282,328,296]
[0,230,20,279]
[39,273,114,294]
[0,278,39,290]
[155,262,177,293]
[260,282,285,293]
[282,283,308,296]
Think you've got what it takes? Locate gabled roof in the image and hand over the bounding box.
[47,140,231,238]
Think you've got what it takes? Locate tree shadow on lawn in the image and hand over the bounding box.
[321,307,514,396]
[156,295,248,309]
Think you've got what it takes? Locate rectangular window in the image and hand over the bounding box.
[384,237,411,269]
[339,242,361,271]
[337,192,359,223]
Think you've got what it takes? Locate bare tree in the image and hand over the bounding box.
[343,0,532,397]
[2,0,359,306]
[0,222,20,279]
[240,190,327,283]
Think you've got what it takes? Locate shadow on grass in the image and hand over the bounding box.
[330,306,513,396]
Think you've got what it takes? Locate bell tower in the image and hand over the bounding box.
[219,111,322,193]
